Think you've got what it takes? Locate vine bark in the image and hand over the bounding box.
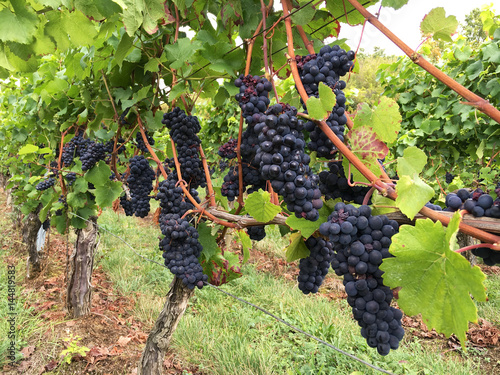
[66,216,98,318]
[138,277,194,375]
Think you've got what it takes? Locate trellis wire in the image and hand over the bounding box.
[68,212,396,375]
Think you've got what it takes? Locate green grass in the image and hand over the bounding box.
[96,208,495,375]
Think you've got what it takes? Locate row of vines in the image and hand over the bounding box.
[0,0,499,374]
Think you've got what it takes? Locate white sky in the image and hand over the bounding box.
[338,0,500,55]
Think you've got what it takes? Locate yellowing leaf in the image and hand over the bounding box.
[420,7,458,42]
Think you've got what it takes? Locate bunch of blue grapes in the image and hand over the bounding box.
[121,155,156,218]
[297,236,334,294]
[64,172,77,186]
[61,132,86,166]
[36,177,56,191]
[80,141,106,171]
[55,195,67,216]
[156,175,199,218]
[318,161,371,205]
[161,107,206,189]
[234,75,272,125]
[253,104,323,221]
[104,137,126,154]
[159,213,208,289]
[296,45,354,159]
[320,202,404,355]
[136,131,155,152]
[247,226,266,241]
[218,139,238,160]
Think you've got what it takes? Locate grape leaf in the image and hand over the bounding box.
[325,0,378,25]
[380,215,487,348]
[0,0,38,44]
[318,82,336,111]
[245,189,281,222]
[420,7,458,42]
[306,97,327,121]
[19,144,39,155]
[92,181,122,207]
[165,38,202,70]
[353,97,401,144]
[344,125,388,183]
[286,232,309,262]
[198,222,220,262]
[85,161,112,186]
[395,174,434,220]
[291,2,316,25]
[396,146,427,176]
[236,230,252,263]
[381,0,408,10]
[285,203,330,239]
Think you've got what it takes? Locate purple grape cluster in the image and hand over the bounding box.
[162,107,206,189]
[247,226,266,241]
[320,202,404,355]
[318,161,371,205]
[80,141,106,171]
[254,104,323,221]
[159,213,208,289]
[234,75,272,125]
[36,177,56,191]
[297,237,334,294]
[136,132,155,152]
[121,155,156,218]
[218,139,238,160]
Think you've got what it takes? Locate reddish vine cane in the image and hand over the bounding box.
[281,0,500,249]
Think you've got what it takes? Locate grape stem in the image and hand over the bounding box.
[456,243,500,253]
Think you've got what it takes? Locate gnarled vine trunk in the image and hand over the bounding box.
[23,204,42,277]
[66,216,98,318]
[138,277,194,375]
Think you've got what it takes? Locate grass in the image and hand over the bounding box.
[95,207,497,375]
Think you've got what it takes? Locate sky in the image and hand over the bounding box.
[337,0,500,55]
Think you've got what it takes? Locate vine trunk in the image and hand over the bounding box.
[66,216,98,318]
[138,277,194,375]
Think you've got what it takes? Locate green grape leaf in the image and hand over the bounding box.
[420,7,458,42]
[291,2,316,25]
[318,82,336,111]
[0,0,38,44]
[395,174,435,220]
[397,146,427,176]
[198,222,220,262]
[285,203,330,239]
[236,229,252,263]
[371,194,397,216]
[165,38,202,70]
[353,97,401,144]
[84,161,112,186]
[67,192,87,209]
[245,189,281,223]
[306,97,327,121]
[72,178,88,194]
[325,0,378,25]
[92,181,122,208]
[380,215,487,348]
[19,144,39,155]
[286,232,310,262]
[70,207,95,229]
[344,125,388,183]
[381,0,409,10]
[114,32,135,68]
